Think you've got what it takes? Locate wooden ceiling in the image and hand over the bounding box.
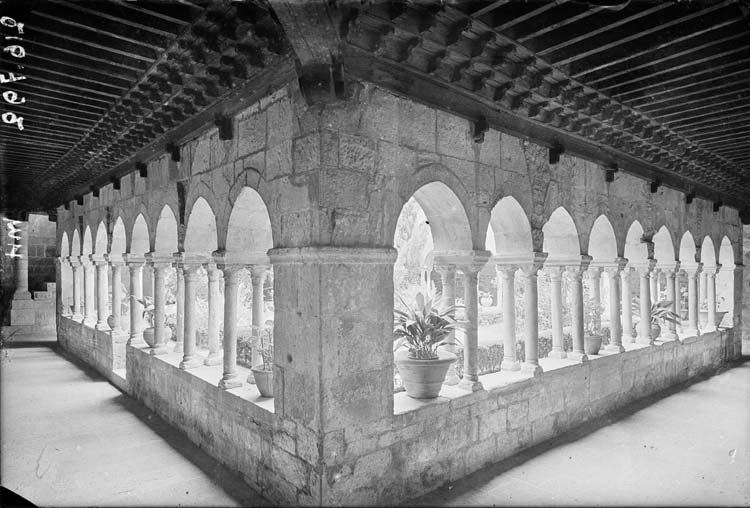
[1,0,749,217]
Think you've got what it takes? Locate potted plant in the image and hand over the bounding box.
[583,300,603,355]
[107,287,129,330]
[136,296,172,347]
[393,291,461,399]
[250,325,274,398]
[479,291,493,308]
[650,299,680,339]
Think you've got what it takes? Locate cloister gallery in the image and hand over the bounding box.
[1,0,749,505]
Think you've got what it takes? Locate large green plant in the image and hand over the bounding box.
[393,291,461,360]
[632,298,680,325]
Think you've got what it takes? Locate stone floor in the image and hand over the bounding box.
[413,346,750,507]
[0,334,270,507]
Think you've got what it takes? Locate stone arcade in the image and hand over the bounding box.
[2,1,749,506]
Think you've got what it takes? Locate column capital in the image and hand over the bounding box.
[494,252,547,273]
[631,258,657,275]
[455,250,491,275]
[658,261,680,275]
[268,246,397,265]
[78,255,93,266]
[433,263,457,276]
[518,252,548,276]
[599,257,628,275]
[705,264,721,277]
[250,264,270,278]
[91,254,108,266]
[562,255,593,278]
[682,262,703,275]
[144,251,174,268]
[217,263,246,279]
[212,248,269,267]
[181,263,203,279]
[104,253,125,266]
[123,253,146,266]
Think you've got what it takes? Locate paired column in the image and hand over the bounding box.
[150,261,170,355]
[589,267,602,332]
[621,267,634,342]
[126,257,145,347]
[109,260,124,332]
[635,261,655,344]
[649,268,660,303]
[93,257,110,331]
[12,221,31,299]
[674,269,683,334]
[180,263,202,369]
[547,266,566,359]
[566,260,589,362]
[699,270,708,328]
[434,264,459,385]
[457,252,489,391]
[604,260,625,353]
[249,265,268,376]
[519,254,546,376]
[704,265,719,332]
[218,264,244,389]
[58,258,70,317]
[174,264,185,353]
[662,264,679,340]
[498,265,519,371]
[71,259,83,320]
[204,264,223,365]
[683,264,701,337]
[82,256,97,325]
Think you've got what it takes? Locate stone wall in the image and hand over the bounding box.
[27,214,57,292]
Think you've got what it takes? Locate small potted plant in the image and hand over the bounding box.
[583,300,603,355]
[250,324,274,398]
[479,291,493,308]
[136,296,172,347]
[649,299,680,339]
[393,291,461,399]
[107,287,129,330]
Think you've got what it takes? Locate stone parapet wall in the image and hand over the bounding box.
[57,317,127,391]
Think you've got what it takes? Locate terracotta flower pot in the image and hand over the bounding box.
[584,334,602,355]
[394,349,456,399]
[251,366,273,398]
[106,315,116,330]
[650,323,661,339]
[143,327,156,347]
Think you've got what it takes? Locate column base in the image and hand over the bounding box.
[127,333,147,348]
[95,323,111,332]
[83,317,97,328]
[500,359,521,372]
[604,343,625,354]
[179,355,202,369]
[72,313,83,322]
[635,335,654,345]
[150,344,170,356]
[219,375,242,390]
[458,378,483,392]
[12,291,32,300]
[521,362,542,377]
[204,352,223,366]
[547,349,567,359]
[567,351,588,362]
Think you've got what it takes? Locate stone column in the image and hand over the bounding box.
[621,267,635,341]
[13,221,30,299]
[566,262,588,362]
[662,265,679,340]
[604,261,625,353]
[150,262,170,355]
[126,258,145,347]
[174,264,185,353]
[94,258,110,331]
[683,264,701,337]
[56,258,66,317]
[218,264,243,389]
[61,258,72,317]
[70,260,82,320]
[204,264,223,365]
[520,254,546,376]
[180,264,202,369]
[705,265,719,332]
[699,270,708,328]
[434,264,459,385]
[636,262,654,344]
[249,265,268,376]
[498,265,519,371]
[82,257,97,326]
[674,270,683,334]
[547,266,566,359]
[589,267,602,331]
[458,253,488,391]
[650,268,660,303]
[495,265,503,309]
[110,261,123,332]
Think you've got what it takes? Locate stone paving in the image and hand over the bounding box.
[0,337,270,507]
[413,353,750,507]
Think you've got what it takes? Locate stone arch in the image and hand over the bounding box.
[397,181,472,252]
[653,226,676,267]
[226,187,273,254]
[111,217,127,255]
[82,226,93,255]
[154,205,179,255]
[130,214,150,256]
[719,236,734,267]
[71,228,81,257]
[94,221,108,256]
[679,231,697,264]
[185,196,218,255]
[542,206,579,261]
[60,231,70,257]
[701,236,717,268]
[588,215,617,262]
[487,196,533,256]
[624,221,648,263]
[717,236,735,316]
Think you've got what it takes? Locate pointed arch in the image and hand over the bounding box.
[543,207,579,260]
[154,205,179,255]
[700,236,717,267]
[60,231,70,257]
[71,228,81,256]
[82,226,93,255]
[624,221,647,262]
[94,221,108,256]
[400,181,472,252]
[130,214,150,256]
[226,187,273,254]
[719,236,734,266]
[588,215,617,262]
[679,231,697,264]
[111,217,126,255]
[487,196,533,256]
[185,197,218,255]
[653,226,676,267]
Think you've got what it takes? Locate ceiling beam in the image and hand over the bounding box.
[8,88,109,114]
[642,88,750,118]
[19,74,123,100]
[32,26,156,62]
[113,0,193,26]
[22,39,146,73]
[665,105,750,129]
[49,0,179,38]
[615,63,750,101]
[629,77,750,109]
[676,118,750,137]
[494,0,567,33]
[23,52,137,84]
[471,0,511,19]
[518,6,604,43]
[19,61,131,91]
[14,81,115,106]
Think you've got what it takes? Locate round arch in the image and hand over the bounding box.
[185,197,218,255]
[487,196,533,256]
[588,215,617,262]
[405,181,472,252]
[226,187,273,254]
[542,207,579,260]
